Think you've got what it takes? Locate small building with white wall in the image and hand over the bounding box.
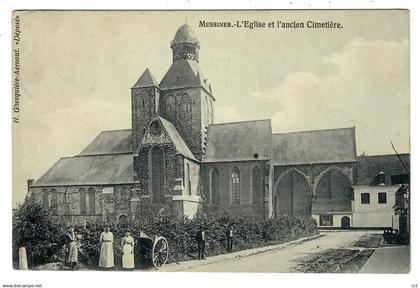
[352,183,400,228]
[351,154,410,229]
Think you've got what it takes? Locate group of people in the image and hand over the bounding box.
[63,225,135,270]
[383,228,396,244]
[195,225,235,260]
[383,228,407,244]
[62,223,237,270]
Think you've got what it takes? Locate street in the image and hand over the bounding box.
[159,231,408,273]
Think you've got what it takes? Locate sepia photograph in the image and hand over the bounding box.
[10,8,411,279]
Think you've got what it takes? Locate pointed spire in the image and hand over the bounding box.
[132,68,159,88]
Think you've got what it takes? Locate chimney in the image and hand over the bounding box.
[27,179,34,192]
[378,171,386,185]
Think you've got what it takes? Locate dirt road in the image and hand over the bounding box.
[160,231,378,272]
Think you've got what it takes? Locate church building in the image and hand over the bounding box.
[28,24,362,226]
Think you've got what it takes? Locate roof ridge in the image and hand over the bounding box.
[100,128,131,133]
[157,116,198,161]
[273,126,355,136]
[211,119,271,126]
[132,68,159,88]
[357,153,410,158]
[75,152,132,157]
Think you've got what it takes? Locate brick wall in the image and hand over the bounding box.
[132,87,160,152]
[29,184,134,224]
[159,87,214,160]
[184,158,201,196]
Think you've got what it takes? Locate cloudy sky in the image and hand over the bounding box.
[12,10,409,205]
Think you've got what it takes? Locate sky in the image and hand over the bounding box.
[12,10,410,206]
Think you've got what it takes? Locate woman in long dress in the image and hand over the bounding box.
[63,225,78,270]
[99,226,114,269]
[121,231,135,269]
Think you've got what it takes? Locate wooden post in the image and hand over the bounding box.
[18,247,28,270]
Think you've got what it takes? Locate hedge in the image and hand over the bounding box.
[13,202,318,269]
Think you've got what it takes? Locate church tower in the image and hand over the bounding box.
[171,24,200,62]
[159,24,215,160]
[131,68,160,152]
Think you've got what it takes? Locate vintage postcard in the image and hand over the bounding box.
[11,9,410,279]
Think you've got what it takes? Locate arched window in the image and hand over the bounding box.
[209,100,214,123]
[118,214,128,224]
[42,189,49,209]
[231,167,240,205]
[151,146,165,203]
[210,168,221,206]
[88,188,96,214]
[276,170,310,217]
[50,188,58,214]
[64,190,68,204]
[164,95,176,119]
[316,169,351,200]
[252,166,262,205]
[186,163,191,195]
[180,94,192,130]
[206,97,210,123]
[180,94,192,113]
[150,121,162,136]
[79,188,86,215]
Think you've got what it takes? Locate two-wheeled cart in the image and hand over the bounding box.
[135,231,169,268]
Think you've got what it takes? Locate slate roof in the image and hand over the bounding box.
[158,116,198,161]
[32,154,134,187]
[132,68,159,89]
[171,24,200,48]
[356,154,410,185]
[272,127,356,166]
[203,119,272,163]
[159,60,212,93]
[79,129,132,156]
[33,116,200,186]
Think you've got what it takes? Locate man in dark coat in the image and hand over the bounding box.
[226,225,234,252]
[195,226,206,260]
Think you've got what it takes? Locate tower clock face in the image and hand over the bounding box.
[174,45,197,61]
[150,121,161,136]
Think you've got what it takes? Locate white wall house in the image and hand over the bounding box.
[352,184,400,228]
[312,212,353,229]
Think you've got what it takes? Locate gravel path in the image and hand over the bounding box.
[160,231,376,272]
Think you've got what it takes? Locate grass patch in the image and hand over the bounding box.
[296,248,374,273]
[354,234,383,248]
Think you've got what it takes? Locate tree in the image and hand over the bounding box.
[13,201,65,267]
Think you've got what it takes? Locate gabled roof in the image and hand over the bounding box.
[158,116,197,161]
[159,60,211,93]
[272,127,356,166]
[132,68,159,89]
[203,119,272,163]
[32,154,134,187]
[79,129,132,156]
[356,154,410,185]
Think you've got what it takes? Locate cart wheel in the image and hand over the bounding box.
[152,236,169,268]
